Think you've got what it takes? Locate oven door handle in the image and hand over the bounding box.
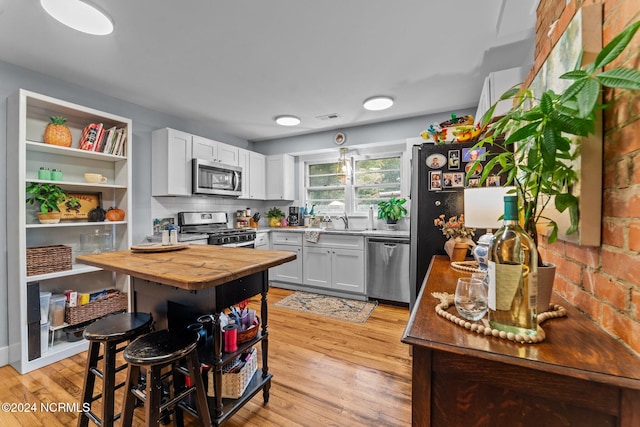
[234,240,255,248]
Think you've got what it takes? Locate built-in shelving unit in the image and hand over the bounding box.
[7,89,132,374]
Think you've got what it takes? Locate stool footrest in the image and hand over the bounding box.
[129,385,197,414]
[89,367,103,380]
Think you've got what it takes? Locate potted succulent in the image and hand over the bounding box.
[377,197,408,229]
[25,182,77,224]
[471,20,640,310]
[266,207,285,227]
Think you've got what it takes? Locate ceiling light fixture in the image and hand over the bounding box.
[363,96,394,111]
[275,115,301,126]
[41,0,114,36]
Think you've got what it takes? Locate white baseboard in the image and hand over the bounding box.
[0,345,8,367]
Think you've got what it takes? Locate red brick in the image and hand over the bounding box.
[601,218,625,247]
[555,256,582,284]
[631,287,640,319]
[603,162,617,189]
[604,120,640,158]
[601,248,640,284]
[565,243,600,268]
[587,270,628,308]
[629,221,640,251]
[602,304,640,354]
[602,187,640,218]
[616,157,631,188]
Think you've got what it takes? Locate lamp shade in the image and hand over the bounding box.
[463,187,515,229]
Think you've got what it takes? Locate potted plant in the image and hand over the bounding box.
[471,20,640,310]
[266,207,285,227]
[25,182,75,224]
[377,197,408,230]
[434,214,476,261]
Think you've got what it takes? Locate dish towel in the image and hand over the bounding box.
[305,230,321,243]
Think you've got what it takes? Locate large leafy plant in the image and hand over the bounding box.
[471,20,640,264]
[377,197,407,222]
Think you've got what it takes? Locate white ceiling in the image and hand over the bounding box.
[0,1,538,142]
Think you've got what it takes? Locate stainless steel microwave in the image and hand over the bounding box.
[192,158,242,197]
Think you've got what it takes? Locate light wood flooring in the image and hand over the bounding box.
[0,287,412,426]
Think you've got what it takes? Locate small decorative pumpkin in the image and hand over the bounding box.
[105,207,125,221]
[87,207,106,222]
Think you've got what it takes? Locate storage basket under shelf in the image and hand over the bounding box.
[208,348,258,399]
[26,244,72,276]
[65,291,128,326]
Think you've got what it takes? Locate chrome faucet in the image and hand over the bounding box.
[338,212,349,229]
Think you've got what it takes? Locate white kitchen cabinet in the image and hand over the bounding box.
[239,148,266,200]
[7,89,132,373]
[192,135,239,166]
[270,232,302,284]
[475,66,527,126]
[152,128,192,196]
[303,235,365,294]
[249,151,266,200]
[265,154,295,200]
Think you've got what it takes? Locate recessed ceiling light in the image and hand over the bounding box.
[275,115,301,126]
[41,0,114,36]
[363,96,394,111]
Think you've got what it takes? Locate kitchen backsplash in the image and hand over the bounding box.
[150,198,409,232]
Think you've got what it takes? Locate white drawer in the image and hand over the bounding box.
[303,234,364,250]
[271,232,303,246]
[255,233,269,247]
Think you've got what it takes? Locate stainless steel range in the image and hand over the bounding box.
[178,211,256,247]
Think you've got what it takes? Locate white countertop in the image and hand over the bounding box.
[255,227,410,239]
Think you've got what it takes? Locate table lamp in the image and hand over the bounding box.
[463,186,515,269]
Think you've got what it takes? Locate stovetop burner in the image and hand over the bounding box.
[178,211,256,245]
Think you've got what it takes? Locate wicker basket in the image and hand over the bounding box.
[26,245,72,276]
[208,348,258,399]
[65,291,128,326]
[237,317,260,344]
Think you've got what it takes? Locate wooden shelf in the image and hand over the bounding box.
[26,140,126,162]
[26,263,103,282]
[26,221,127,229]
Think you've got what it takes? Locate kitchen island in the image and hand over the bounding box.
[402,255,640,426]
[76,244,296,426]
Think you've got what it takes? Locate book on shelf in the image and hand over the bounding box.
[79,123,101,151]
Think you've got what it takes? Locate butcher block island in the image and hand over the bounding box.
[76,245,296,426]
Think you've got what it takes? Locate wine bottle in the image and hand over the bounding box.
[487,195,538,335]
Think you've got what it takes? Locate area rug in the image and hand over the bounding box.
[273,291,377,324]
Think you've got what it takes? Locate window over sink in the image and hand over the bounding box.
[305,152,403,216]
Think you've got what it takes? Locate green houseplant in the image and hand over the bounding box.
[472,20,640,259]
[377,197,408,227]
[25,182,74,224]
[470,20,640,312]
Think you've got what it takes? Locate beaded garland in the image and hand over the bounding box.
[450,260,483,273]
[432,292,568,344]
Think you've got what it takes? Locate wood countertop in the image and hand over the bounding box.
[76,245,296,291]
[402,255,640,391]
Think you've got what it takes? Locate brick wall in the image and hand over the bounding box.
[531,0,640,355]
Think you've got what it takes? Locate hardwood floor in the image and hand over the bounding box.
[0,287,412,426]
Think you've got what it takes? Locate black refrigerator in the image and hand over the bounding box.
[409,142,502,309]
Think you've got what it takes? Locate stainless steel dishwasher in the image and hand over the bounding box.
[366,237,410,304]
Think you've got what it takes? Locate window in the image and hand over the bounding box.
[305,152,402,215]
[353,156,401,213]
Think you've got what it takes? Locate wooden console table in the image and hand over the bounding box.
[402,255,640,427]
[77,245,295,426]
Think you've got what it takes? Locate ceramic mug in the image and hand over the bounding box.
[84,173,107,183]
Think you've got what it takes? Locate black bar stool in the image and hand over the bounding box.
[77,312,153,427]
[121,329,212,427]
